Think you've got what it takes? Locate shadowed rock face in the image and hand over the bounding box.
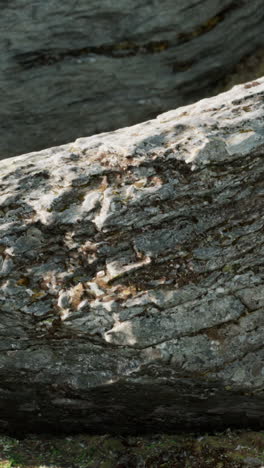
[1,0,264,160]
[0,78,264,435]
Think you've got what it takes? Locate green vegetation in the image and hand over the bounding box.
[0,430,264,467]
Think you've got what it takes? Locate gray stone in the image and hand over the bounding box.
[242,457,264,467]
[1,0,264,159]
[0,77,264,435]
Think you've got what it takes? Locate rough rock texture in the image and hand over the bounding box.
[2,0,264,160]
[0,77,264,435]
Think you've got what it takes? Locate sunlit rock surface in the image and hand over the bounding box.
[0,77,264,435]
[1,0,264,159]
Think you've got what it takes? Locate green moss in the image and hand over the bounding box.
[101,438,125,452]
[222,264,236,273]
[239,128,254,133]
[178,15,221,43]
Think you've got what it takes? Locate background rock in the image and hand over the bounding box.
[1,0,264,159]
[0,77,264,435]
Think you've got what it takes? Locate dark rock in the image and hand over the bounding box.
[1,0,264,159]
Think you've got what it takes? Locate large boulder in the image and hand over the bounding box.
[1,0,264,159]
[0,77,264,435]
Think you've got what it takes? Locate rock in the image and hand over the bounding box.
[1,0,264,159]
[242,458,264,467]
[0,77,264,435]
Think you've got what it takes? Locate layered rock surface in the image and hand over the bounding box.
[2,0,264,159]
[0,77,264,435]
